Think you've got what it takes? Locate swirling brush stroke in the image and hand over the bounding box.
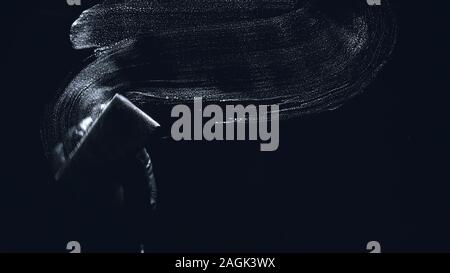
[42,0,396,155]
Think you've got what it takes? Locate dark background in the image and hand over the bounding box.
[1,1,449,252]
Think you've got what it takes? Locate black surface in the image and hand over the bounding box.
[1,1,449,252]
